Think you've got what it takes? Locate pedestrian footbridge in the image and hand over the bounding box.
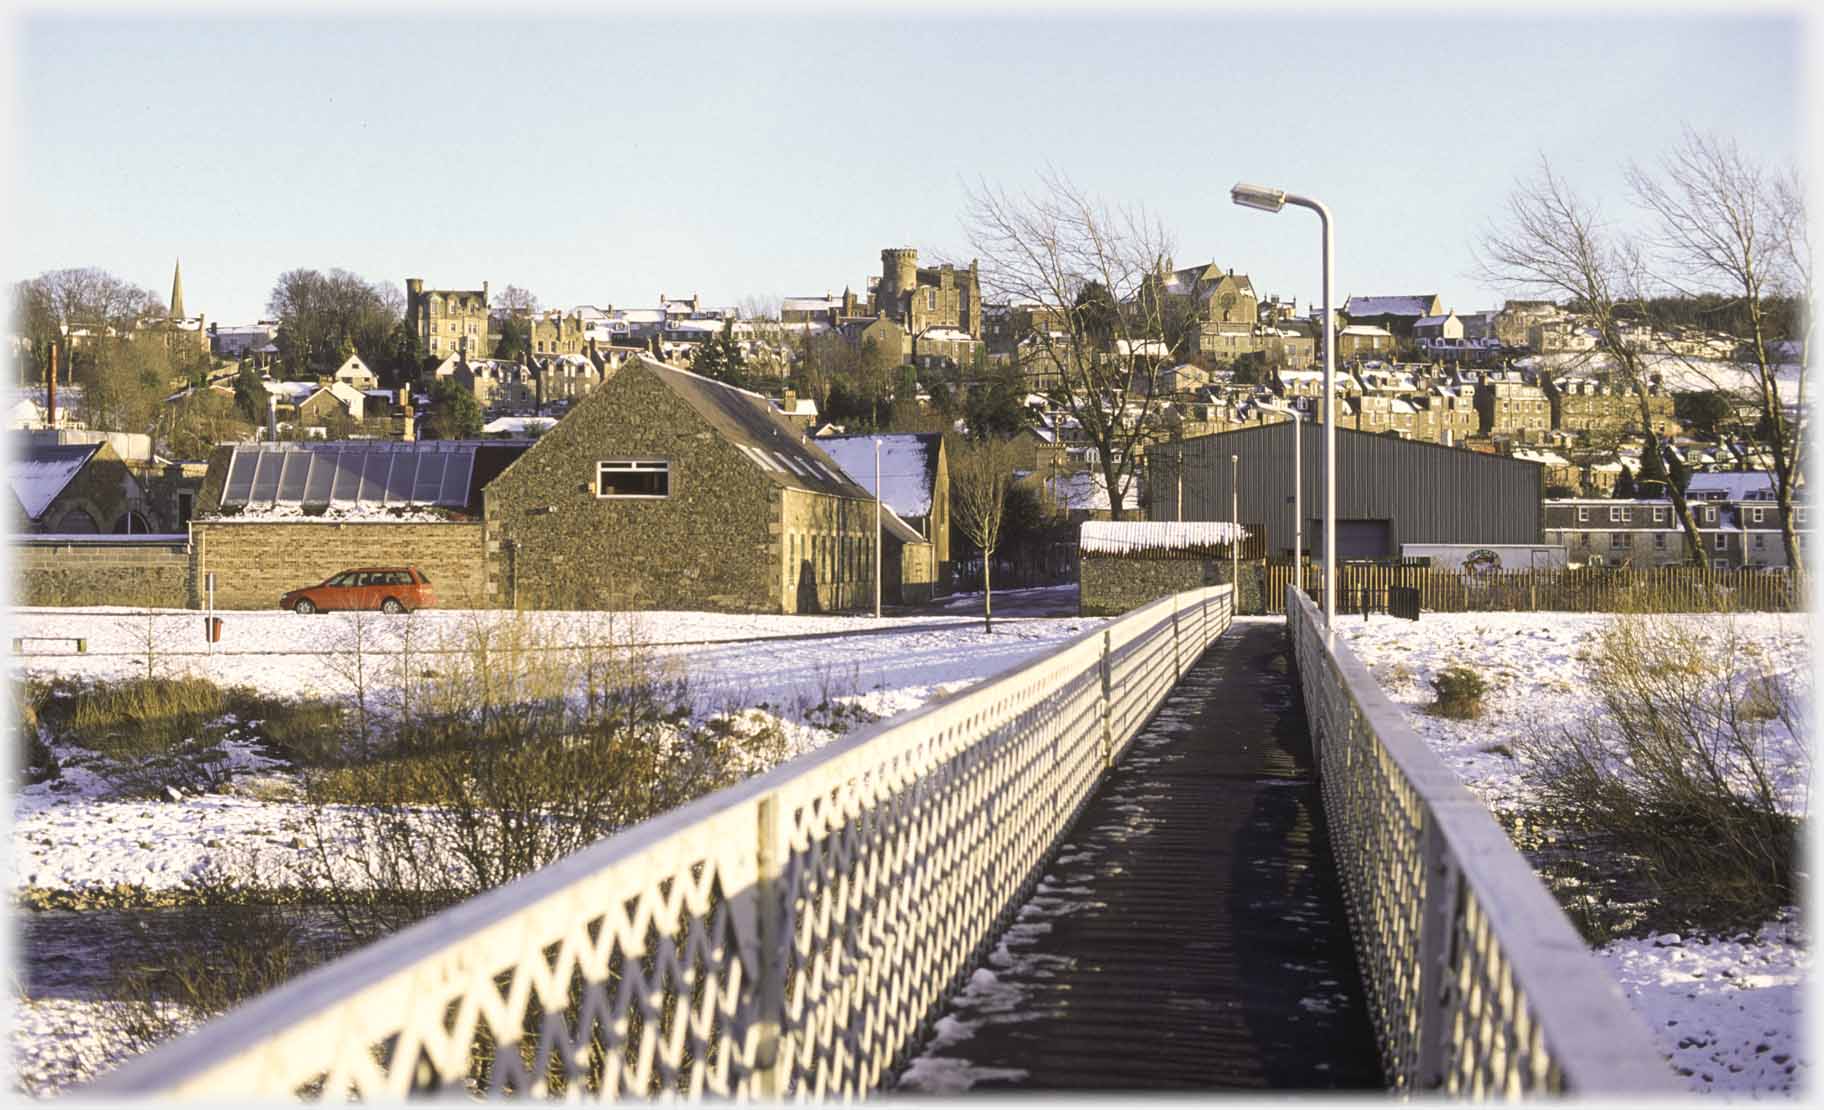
[97,587,1677,1099]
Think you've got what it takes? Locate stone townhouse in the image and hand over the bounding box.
[1334,324,1395,360]
[406,279,490,360]
[782,291,863,327]
[1474,374,1551,441]
[1543,495,1799,569]
[1411,311,1464,345]
[1409,387,1479,446]
[482,355,883,613]
[1542,373,1679,440]
[1261,319,1317,369]
[528,310,587,357]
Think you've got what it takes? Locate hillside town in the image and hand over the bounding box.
[7,242,1807,598]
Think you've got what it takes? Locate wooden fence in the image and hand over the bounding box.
[1260,561,1807,614]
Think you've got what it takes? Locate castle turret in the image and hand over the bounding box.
[879,248,918,308]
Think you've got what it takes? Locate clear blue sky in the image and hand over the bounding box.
[8,9,1808,326]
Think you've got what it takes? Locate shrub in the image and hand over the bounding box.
[13,679,59,786]
[1516,614,1803,931]
[1429,666,1488,719]
[297,610,792,946]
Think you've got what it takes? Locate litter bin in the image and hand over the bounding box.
[203,617,223,643]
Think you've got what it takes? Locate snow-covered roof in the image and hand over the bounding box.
[1340,324,1394,337]
[783,296,842,312]
[1687,471,1776,501]
[815,434,938,517]
[482,416,558,436]
[919,327,975,343]
[1413,314,1456,327]
[9,443,101,520]
[1345,295,1437,318]
[1078,520,1251,555]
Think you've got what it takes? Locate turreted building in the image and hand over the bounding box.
[407,278,490,360]
[869,248,984,344]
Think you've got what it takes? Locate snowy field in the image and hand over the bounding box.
[8,591,1099,1095]
[1336,611,1811,1098]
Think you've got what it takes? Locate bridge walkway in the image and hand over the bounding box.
[895,619,1385,1092]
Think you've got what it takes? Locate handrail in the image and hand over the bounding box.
[94,585,1234,1099]
[1285,585,1678,1096]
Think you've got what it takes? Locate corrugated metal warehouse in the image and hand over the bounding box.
[1146,423,1543,558]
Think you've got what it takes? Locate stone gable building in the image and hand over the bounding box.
[482,355,883,613]
[407,278,490,360]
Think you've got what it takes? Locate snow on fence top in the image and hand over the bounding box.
[1078,521,1251,556]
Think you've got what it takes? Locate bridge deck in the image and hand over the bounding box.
[896,619,1385,1092]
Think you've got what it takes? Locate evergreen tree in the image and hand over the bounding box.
[1613,464,1638,499]
[233,361,267,425]
[423,378,484,439]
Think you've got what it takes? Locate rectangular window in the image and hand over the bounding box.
[1577,506,1590,523]
[1609,506,1622,523]
[1750,507,1763,524]
[1610,532,1628,549]
[596,460,670,498]
[1754,534,1765,549]
[1653,533,1666,549]
[1714,533,1727,551]
[1653,507,1665,522]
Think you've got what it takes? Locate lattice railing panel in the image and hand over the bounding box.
[1286,587,1677,1097]
[96,587,1234,1100]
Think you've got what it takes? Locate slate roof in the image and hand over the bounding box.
[10,442,100,520]
[1344,295,1438,318]
[636,358,874,501]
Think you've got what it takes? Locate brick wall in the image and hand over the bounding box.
[12,540,194,608]
[192,521,486,609]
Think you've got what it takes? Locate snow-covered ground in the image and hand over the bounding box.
[8,596,1102,1095]
[1336,611,1811,1098]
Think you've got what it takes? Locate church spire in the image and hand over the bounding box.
[170,258,185,320]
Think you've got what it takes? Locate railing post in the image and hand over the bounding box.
[1172,602,1181,678]
[1414,811,1454,1091]
[753,795,787,1098]
[1100,628,1113,767]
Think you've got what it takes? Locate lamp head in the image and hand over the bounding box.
[1230,182,1287,213]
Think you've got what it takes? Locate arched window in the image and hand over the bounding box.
[54,507,98,534]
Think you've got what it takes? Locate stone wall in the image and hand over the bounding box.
[192,521,487,609]
[12,540,194,608]
[1077,554,1266,616]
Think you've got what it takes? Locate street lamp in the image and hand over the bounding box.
[1231,181,1336,628]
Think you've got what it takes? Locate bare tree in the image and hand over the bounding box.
[1476,156,1710,568]
[494,284,540,315]
[950,435,1019,631]
[964,170,1177,521]
[1627,130,1808,573]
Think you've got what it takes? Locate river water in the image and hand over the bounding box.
[16,906,359,1002]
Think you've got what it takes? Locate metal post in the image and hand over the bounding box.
[1294,408,1303,595]
[1231,453,1240,612]
[1312,198,1336,631]
[873,438,882,619]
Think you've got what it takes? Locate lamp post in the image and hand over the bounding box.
[1232,182,1335,628]
[873,437,882,619]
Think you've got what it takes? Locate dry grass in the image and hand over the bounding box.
[1517,613,1803,931]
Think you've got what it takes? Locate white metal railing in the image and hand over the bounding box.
[94,586,1233,1099]
[1286,586,1678,1096]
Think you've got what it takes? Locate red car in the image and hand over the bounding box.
[281,567,435,614]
